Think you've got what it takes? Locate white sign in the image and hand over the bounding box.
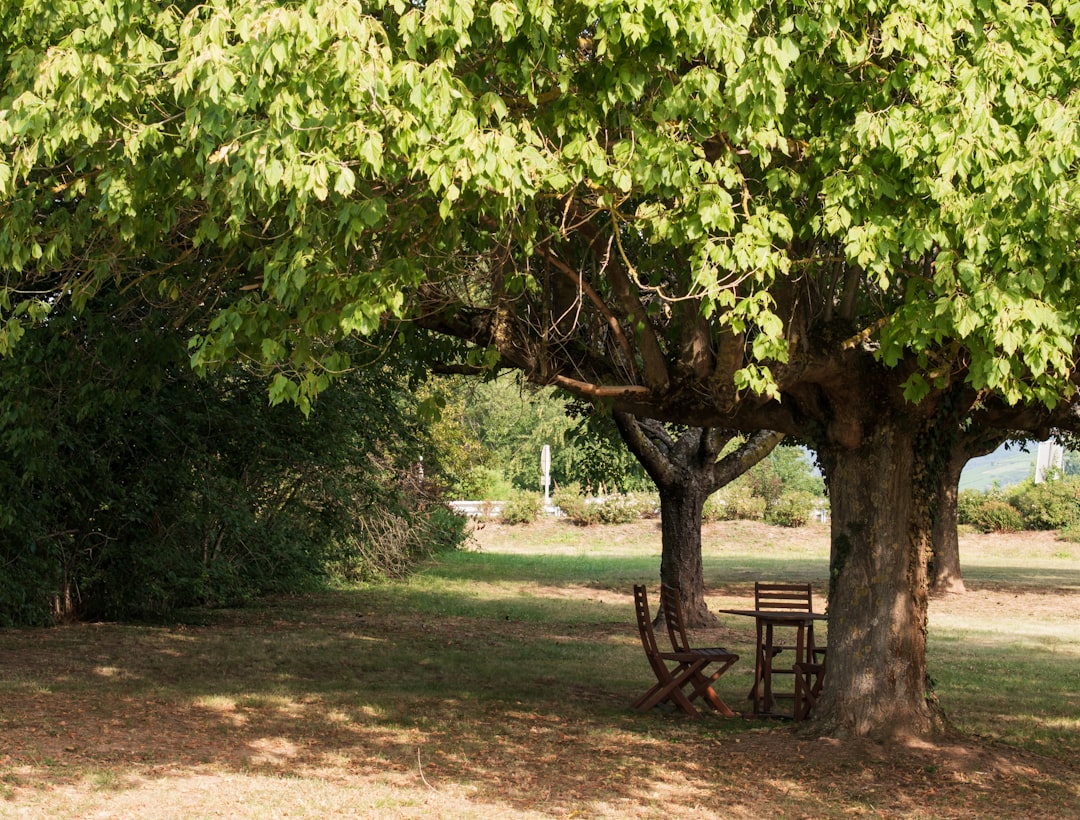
[541,444,551,503]
[1035,440,1064,484]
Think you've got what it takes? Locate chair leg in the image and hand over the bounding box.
[793,662,825,722]
[632,659,709,718]
[689,660,737,716]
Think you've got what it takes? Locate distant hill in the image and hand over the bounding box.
[959,446,1035,492]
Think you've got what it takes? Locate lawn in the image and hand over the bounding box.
[0,519,1077,818]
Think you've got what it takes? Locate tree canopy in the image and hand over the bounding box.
[3,0,1080,738]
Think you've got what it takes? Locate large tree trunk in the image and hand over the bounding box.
[657,481,710,626]
[930,452,966,595]
[814,423,945,739]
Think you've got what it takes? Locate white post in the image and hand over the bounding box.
[541,444,551,505]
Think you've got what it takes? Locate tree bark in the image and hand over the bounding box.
[613,413,782,626]
[814,422,945,739]
[657,480,711,626]
[930,451,966,595]
[929,428,1010,596]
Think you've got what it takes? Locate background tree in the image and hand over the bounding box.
[613,417,783,625]
[3,1,1079,738]
[424,374,650,498]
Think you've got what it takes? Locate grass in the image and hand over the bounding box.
[0,518,1077,818]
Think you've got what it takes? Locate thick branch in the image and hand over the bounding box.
[708,429,785,491]
[613,410,679,486]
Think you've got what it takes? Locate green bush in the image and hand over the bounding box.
[957,489,990,526]
[765,491,817,528]
[1009,478,1080,530]
[554,483,648,525]
[627,492,661,519]
[553,483,596,525]
[1056,524,1080,544]
[968,499,1025,533]
[706,484,767,522]
[592,493,647,524]
[498,491,544,525]
[0,293,465,624]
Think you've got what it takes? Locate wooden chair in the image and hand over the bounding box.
[754,582,826,662]
[750,582,826,716]
[659,584,738,716]
[630,585,737,718]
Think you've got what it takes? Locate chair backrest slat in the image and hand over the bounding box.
[660,584,691,653]
[633,585,667,677]
[755,582,813,612]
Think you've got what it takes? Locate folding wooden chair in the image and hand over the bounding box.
[659,584,738,716]
[630,585,737,719]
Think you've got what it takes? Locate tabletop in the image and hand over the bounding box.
[718,609,827,622]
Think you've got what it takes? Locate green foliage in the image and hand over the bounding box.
[705,485,767,522]
[764,491,817,528]
[592,493,651,524]
[1057,525,1080,544]
[967,499,1025,534]
[498,491,543,525]
[713,445,823,526]
[457,466,514,501]
[4,0,1075,410]
[552,483,591,525]
[746,447,825,508]
[1009,478,1080,531]
[428,375,649,499]
[554,482,652,526]
[328,501,469,582]
[0,295,463,625]
[958,489,992,526]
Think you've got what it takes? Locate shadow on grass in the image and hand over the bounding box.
[961,564,1080,591]
[1,574,1078,816]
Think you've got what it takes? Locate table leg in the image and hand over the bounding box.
[751,617,762,713]
[762,622,775,714]
[793,622,806,721]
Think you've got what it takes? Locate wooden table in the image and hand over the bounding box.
[718,608,826,718]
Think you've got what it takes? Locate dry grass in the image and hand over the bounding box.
[0,520,1077,818]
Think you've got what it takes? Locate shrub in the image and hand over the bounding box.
[627,492,661,519]
[765,491,817,528]
[968,499,1024,533]
[554,484,648,525]
[1057,524,1080,544]
[592,493,647,524]
[498,491,543,525]
[1010,478,1080,530]
[957,489,990,526]
[554,483,597,525]
[706,484,766,522]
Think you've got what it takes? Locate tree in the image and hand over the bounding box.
[3,2,1079,738]
[0,288,456,624]
[423,373,651,497]
[614,417,783,625]
[930,430,1009,596]
[930,397,1080,595]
